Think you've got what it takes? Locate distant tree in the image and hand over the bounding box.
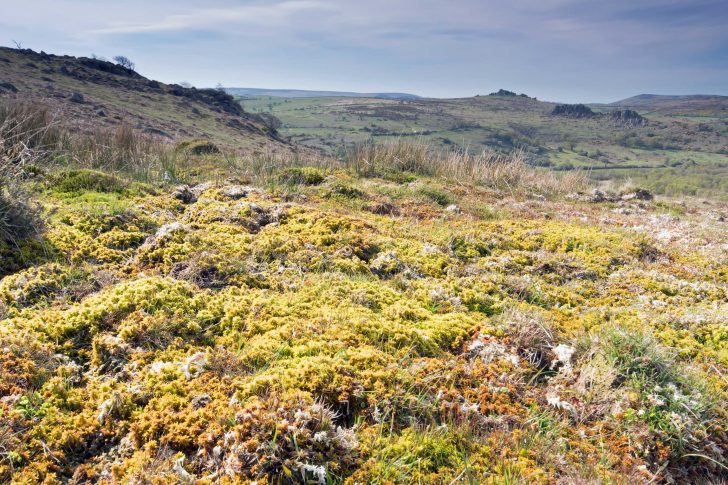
[179,81,193,88]
[113,55,135,71]
[215,83,225,92]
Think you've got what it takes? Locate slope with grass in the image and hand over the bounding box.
[1,137,727,483]
[239,93,728,199]
[0,47,288,152]
[609,94,728,117]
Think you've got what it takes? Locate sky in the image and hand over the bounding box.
[1,0,727,102]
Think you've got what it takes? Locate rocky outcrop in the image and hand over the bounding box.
[610,109,647,127]
[551,104,597,118]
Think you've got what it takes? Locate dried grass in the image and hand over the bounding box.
[345,138,588,194]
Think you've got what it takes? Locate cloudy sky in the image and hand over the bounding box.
[2,0,727,102]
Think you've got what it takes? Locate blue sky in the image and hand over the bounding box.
[2,0,727,102]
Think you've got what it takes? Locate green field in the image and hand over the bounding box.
[239,94,728,198]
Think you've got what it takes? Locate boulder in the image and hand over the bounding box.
[0,81,18,93]
[171,185,197,204]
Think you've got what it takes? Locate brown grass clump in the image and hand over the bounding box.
[0,102,50,244]
[345,138,588,194]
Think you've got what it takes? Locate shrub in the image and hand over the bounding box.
[277,166,325,185]
[329,183,365,199]
[49,169,126,193]
[418,186,451,206]
[113,55,135,71]
[176,139,220,155]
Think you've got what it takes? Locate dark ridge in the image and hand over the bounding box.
[79,57,139,77]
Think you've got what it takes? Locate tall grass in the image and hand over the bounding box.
[0,101,66,164]
[2,100,587,196]
[0,100,174,180]
[0,99,335,185]
[0,102,54,243]
[345,138,588,194]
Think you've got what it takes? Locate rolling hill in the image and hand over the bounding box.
[609,94,728,116]
[0,47,290,152]
[225,87,421,99]
[239,92,728,198]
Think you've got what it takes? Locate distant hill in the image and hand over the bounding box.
[610,94,728,116]
[0,47,290,152]
[226,87,421,100]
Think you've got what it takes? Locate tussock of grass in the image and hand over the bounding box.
[346,138,588,195]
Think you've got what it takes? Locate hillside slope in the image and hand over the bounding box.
[0,47,288,152]
[611,94,728,116]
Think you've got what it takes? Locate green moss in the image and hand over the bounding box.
[418,186,451,206]
[277,166,326,185]
[1,169,726,483]
[49,169,126,194]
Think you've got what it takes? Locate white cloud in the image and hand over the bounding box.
[86,1,335,35]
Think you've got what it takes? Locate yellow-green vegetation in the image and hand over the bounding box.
[1,162,727,484]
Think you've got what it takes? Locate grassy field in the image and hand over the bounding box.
[239,94,728,198]
[2,106,728,482]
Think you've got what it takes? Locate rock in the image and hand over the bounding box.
[610,109,647,127]
[155,222,189,239]
[589,190,619,203]
[370,251,402,277]
[551,104,597,118]
[223,185,249,200]
[171,185,197,204]
[96,109,107,117]
[191,394,212,409]
[70,92,85,103]
[0,81,18,93]
[634,188,653,201]
[445,204,461,214]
